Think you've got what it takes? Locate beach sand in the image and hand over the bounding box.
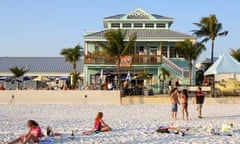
[0,103,240,143]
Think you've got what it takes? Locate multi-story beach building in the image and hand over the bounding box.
[83,8,195,93]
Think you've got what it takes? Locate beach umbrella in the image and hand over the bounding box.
[17,76,31,82]
[0,76,12,81]
[33,76,49,81]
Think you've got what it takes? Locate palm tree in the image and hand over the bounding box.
[97,29,137,89]
[192,14,228,64]
[60,44,83,88]
[175,39,206,85]
[9,66,28,89]
[70,72,80,89]
[230,48,240,62]
[159,67,170,94]
[9,66,28,78]
[60,44,83,72]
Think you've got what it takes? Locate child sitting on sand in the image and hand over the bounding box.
[8,120,42,144]
[94,112,112,132]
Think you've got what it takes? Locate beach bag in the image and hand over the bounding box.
[196,93,205,104]
[156,127,169,133]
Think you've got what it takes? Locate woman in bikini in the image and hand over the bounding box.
[94,112,112,132]
[180,89,189,120]
[8,120,42,144]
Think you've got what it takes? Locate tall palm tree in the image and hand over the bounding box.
[9,66,28,78]
[230,48,240,62]
[97,29,137,89]
[192,14,228,64]
[60,44,83,72]
[175,39,206,85]
[60,44,83,88]
[159,67,170,94]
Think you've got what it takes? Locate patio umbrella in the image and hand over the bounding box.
[0,76,12,81]
[126,71,131,82]
[33,76,49,81]
[56,76,70,80]
[17,76,31,82]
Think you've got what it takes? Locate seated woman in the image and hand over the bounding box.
[94,112,112,132]
[8,120,42,144]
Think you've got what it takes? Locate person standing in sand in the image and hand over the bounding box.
[170,88,180,120]
[195,87,205,118]
[180,89,189,120]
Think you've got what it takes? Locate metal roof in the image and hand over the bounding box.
[0,57,83,75]
[84,29,194,40]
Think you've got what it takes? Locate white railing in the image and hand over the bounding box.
[162,56,189,78]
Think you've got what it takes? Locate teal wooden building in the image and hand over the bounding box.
[83,8,195,93]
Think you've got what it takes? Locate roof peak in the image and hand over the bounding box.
[103,8,173,20]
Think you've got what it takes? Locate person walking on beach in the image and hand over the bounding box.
[8,120,42,144]
[195,87,205,118]
[168,78,172,93]
[170,88,180,120]
[180,89,189,120]
[175,79,180,87]
[94,112,112,132]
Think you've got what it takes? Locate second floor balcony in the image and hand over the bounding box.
[84,55,162,65]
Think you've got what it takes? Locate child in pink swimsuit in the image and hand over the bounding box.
[8,120,42,144]
[94,112,112,132]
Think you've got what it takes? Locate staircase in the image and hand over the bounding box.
[162,56,190,84]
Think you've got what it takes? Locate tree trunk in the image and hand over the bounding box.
[211,40,215,64]
[117,57,121,90]
[162,80,165,94]
[73,62,77,72]
[189,63,192,85]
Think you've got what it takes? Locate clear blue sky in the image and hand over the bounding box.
[0,0,239,61]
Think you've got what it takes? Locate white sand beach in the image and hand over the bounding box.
[0,103,240,144]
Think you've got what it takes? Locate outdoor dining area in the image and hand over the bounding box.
[0,76,72,90]
[92,69,154,96]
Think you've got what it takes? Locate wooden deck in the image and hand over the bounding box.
[84,55,162,65]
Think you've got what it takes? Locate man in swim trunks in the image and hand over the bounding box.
[170,88,180,120]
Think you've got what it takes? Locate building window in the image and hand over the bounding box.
[170,46,177,58]
[145,23,154,28]
[134,23,143,28]
[156,23,166,28]
[95,45,99,51]
[162,46,168,57]
[111,23,120,28]
[123,23,131,28]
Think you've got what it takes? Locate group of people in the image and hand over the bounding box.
[170,86,205,121]
[7,112,111,144]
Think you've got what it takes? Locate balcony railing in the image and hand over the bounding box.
[84,55,162,65]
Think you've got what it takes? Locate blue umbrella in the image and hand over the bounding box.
[60,76,70,80]
[0,76,12,82]
[17,76,31,82]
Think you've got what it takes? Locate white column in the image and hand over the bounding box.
[84,41,88,55]
[167,46,170,58]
